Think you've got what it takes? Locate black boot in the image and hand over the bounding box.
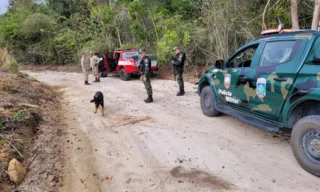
[176,90,185,96]
[93,78,98,82]
[144,95,153,103]
[97,78,100,82]
[85,81,90,85]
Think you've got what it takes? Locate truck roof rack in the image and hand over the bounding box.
[114,48,138,51]
[260,24,318,36]
[260,29,319,37]
[261,24,293,36]
[261,29,292,36]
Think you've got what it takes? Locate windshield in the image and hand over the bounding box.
[147,54,157,60]
[122,52,138,58]
[258,41,300,67]
[124,52,157,61]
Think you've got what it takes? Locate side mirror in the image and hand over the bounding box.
[214,60,224,69]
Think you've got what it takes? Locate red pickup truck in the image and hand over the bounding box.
[97,49,159,81]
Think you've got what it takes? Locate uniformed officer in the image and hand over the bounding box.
[139,49,153,103]
[172,46,186,96]
[81,53,90,85]
[90,51,100,82]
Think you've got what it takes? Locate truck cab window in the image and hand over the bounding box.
[227,45,258,68]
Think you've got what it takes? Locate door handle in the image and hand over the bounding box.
[274,77,287,82]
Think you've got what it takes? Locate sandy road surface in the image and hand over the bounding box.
[25,71,319,192]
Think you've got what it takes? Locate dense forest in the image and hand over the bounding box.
[0,0,317,68]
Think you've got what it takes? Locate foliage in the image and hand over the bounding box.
[22,13,54,38]
[12,109,25,123]
[156,15,192,65]
[0,116,4,130]
[0,0,316,67]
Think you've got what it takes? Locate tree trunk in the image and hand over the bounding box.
[115,27,122,47]
[291,0,299,29]
[262,0,271,30]
[109,0,112,8]
[109,0,122,46]
[312,0,320,30]
[151,18,159,41]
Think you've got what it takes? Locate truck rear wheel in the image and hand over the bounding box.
[120,68,130,81]
[291,115,320,177]
[200,86,220,117]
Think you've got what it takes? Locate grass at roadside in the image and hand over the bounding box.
[0,48,19,73]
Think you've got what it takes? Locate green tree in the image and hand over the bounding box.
[0,0,316,67]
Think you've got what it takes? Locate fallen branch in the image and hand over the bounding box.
[18,103,40,109]
[26,153,37,170]
[112,116,152,128]
[121,117,152,126]
[0,134,24,158]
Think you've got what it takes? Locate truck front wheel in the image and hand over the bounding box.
[200,86,220,117]
[291,115,320,177]
[120,68,130,81]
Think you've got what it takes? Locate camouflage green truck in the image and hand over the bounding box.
[198,29,320,177]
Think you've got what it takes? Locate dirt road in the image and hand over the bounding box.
[25,71,319,192]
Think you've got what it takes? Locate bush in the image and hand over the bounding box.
[22,13,54,38]
[79,39,114,57]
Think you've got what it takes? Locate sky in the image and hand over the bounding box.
[0,0,9,14]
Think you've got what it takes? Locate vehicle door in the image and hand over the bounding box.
[105,52,114,72]
[114,52,121,68]
[245,38,307,120]
[214,43,264,111]
[96,53,105,72]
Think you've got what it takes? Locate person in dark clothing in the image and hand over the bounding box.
[172,46,186,96]
[138,48,153,103]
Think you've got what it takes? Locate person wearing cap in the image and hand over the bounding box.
[138,48,153,103]
[81,53,90,85]
[90,51,100,82]
[172,46,186,96]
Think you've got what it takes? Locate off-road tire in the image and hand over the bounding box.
[120,68,130,81]
[200,86,220,117]
[291,115,320,177]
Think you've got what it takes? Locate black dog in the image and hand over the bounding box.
[90,91,104,116]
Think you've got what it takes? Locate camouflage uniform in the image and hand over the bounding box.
[90,55,100,82]
[172,52,186,95]
[139,55,153,102]
[81,58,90,84]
